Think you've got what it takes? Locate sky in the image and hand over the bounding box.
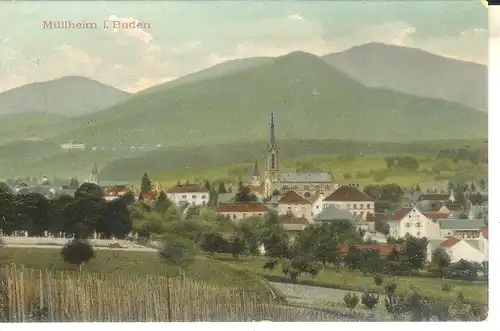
[0,0,488,93]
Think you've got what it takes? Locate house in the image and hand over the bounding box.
[277,190,313,221]
[386,207,444,239]
[438,218,486,239]
[427,237,486,263]
[322,185,375,220]
[278,213,309,232]
[215,203,268,223]
[138,191,157,202]
[166,184,210,206]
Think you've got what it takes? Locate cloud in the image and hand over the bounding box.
[106,14,154,44]
[287,14,305,21]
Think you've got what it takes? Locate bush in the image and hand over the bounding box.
[373,274,384,286]
[60,239,95,271]
[361,292,379,311]
[343,292,360,311]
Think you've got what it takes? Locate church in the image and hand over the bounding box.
[249,113,336,199]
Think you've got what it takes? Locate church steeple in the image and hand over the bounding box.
[264,113,279,197]
[89,160,99,185]
[250,160,261,186]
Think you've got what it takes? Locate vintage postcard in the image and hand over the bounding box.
[0,0,488,322]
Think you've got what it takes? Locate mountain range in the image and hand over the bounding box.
[0,76,130,117]
[47,50,486,147]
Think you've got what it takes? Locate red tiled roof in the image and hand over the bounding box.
[422,212,450,220]
[141,192,157,200]
[323,186,375,202]
[442,237,460,248]
[390,207,412,221]
[481,228,488,239]
[366,213,388,222]
[166,184,208,193]
[419,193,451,201]
[337,244,400,255]
[216,203,268,213]
[278,190,311,205]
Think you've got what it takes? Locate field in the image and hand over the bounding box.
[152,155,487,191]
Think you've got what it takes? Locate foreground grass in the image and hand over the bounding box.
[216,255,488,305]
[0,247,266,295]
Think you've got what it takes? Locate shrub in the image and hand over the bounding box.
[60,239,95,271]
[373,274,384,286]
[361,292,379,311]
[343,292,359,311]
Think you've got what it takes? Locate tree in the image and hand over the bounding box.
[449,259,480,281]
[479,178,486,191]
[429,247,451,278]
[343,292,360,311]
[75,183,103,201]
[217,181,227,194]
[203,180,212,192]
[361,292,379,313]
[385,156,396,169]
[199,232,228,258]
[103,198,133,238]
[0,182,12,195]
[470,181,476,192]
[344,245,363,270]
[415,183,421,192]
[159,234,197,269]
[228,235,246,259]
[234,186,258,202]
[153,191,172,215]
[60,239,95,272]
[374,220,390,236]
[360,249,383,275]
[10,193,51,236]
[140,173,152,194]
[399,234,428,273]
[295,222,341,270]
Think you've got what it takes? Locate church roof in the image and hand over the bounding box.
[314,205,353,221]
[279,172,333,183]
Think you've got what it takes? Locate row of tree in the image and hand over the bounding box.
[0,182,133,239]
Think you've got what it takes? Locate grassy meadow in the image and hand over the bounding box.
[152,155,486,191]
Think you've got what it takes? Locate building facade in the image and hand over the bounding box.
[166,184,210,206]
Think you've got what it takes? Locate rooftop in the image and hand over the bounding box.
[314,205,353,221]
[279,172,333,183]
[323,185,375,202]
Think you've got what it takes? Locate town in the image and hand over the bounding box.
[0,113,488,321]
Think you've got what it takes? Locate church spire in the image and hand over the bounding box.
[252,160,260,177]
[269,112,276,147]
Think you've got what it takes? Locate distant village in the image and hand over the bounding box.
[4,114,488,265]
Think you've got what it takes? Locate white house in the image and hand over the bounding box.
[427,237,486,263]
[277,190,313,221]
[387,207,449,239]
[321,185,375,220]
[166,184,210,206]
[215,203,268,223]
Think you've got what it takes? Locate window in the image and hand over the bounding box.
[315,185,320,189]
[367,204,371,209]
[416,232,421,236]
[181,195,187,199]
[325,185,331,190]
[353,204,357,209]
[192,195,196,199]
[316,205,319,209]
[416,222,421,228]
[271,154,276,169]
[304,185,310,190]
[360,204,364,209]
[202,195,207,199]
[258,213,262,216]
[360,211,364,216]
[232,214,236,220]
[405,223,411,228]
[243,213,246,218]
